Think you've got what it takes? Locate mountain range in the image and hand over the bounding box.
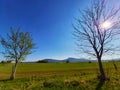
[37,57,94,63]
[37,57,120,63]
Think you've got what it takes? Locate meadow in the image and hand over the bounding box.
[0,62,120,90]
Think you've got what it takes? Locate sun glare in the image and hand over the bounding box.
[101,21,111,29]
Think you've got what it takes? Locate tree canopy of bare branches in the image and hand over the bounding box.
[73,0,120,80]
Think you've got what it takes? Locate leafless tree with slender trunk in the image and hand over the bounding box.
[73,0,120,81]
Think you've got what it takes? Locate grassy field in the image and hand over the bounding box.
[0,62,120,90]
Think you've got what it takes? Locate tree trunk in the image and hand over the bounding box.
[10,62,18,80]
[97,56,106,81]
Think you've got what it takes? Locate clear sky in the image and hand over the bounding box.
[0,0,119,61]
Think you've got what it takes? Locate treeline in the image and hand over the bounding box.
[37,60,48,63]
[0,60,12,64]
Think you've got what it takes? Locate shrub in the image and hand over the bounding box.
[37,60,48,63]
[1,60,5,64]
[88,61,92,63]
[7,60,12,63]
[66,60,70,63]
[1,60,12,64]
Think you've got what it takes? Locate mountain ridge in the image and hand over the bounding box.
[37,57,93,63]
[36,57,120,63]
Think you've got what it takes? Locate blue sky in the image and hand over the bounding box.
[0,0,119,61]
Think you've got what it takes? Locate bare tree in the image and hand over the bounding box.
[1,27,35,80]
[73,0,120,81]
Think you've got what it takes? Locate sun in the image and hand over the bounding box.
[101,21,111,29]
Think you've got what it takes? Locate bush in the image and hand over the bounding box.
[7,60,12,63]
[88,61,92,63]
[37,60,48,63]
[1,60,12,64]
[66,60,70,63]
[1,60,6,64]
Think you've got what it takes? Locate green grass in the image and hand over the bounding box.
[0,62,120,90]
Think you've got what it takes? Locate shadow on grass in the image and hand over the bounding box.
[95,80,105,90]
[0,78,11,82]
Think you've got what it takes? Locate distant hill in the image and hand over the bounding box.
[37,57,94,63]
[40,59,65,63]
[25,57,120,63]
[64,57,89,62]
